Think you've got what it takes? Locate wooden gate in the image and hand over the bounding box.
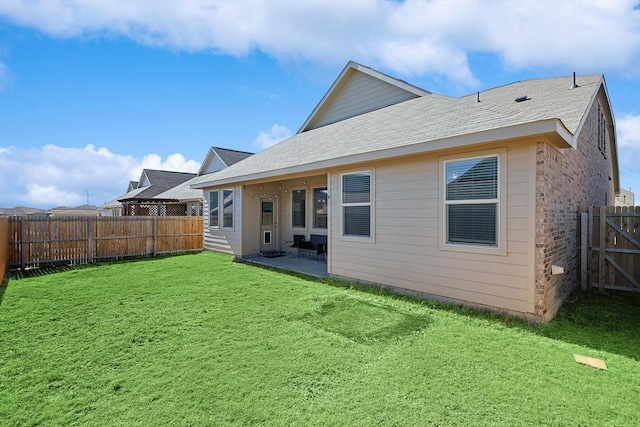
[580,206,640,291]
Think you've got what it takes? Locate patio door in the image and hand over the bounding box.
[260,199,277,253]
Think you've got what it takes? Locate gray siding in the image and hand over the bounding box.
[202,185,243,255]
[201,154,227,175]
[308,71,420,130]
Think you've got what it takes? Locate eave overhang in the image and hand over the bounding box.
[192,119,573,189]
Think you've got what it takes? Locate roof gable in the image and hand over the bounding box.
[198,147,254,175]
[298,61,430,133]
[123,169,197,201]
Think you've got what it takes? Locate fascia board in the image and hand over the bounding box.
[192,119,571,189]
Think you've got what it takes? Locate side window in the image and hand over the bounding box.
[597,103,607,158]
[445,156,498,247]
[292,189,306,228]
[209,191,219,228]
[342,171,371,237]
[313,188,328,229]
[223,189,233,229]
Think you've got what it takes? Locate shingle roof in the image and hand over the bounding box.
[120,170,197,201]
[192,74,604,189]
[212,147,254,167]
[155,176,203,201]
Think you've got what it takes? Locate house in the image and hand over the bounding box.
[615,188,635,207]
[191,61,619,321]
[100,147,253,216]
[0,207,49,217]
[50,205,99,217]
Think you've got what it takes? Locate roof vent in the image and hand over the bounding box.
[477,91,480,103]
[570,71,579,89]
[515,95,530,103]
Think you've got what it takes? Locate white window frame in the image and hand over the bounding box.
[291,188,307,229]
[340,169,374,241]
[222,188,234,230]
[439,149,506,256]
[209,190,219,230]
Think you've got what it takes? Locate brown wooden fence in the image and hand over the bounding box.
[580,206,640,292]
[8,216,203,270]
[0,217,8,282]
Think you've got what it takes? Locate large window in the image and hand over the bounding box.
[445,156,498,246]
[209,191,219,228]
[313,188,328,229]
[223,189,233,229]
[342,171,371,237]
[292,189,306,228]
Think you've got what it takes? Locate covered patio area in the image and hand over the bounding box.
[242,253,328,278]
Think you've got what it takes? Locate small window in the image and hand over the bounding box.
[597,104,607,157]
[292,189,306,228]
[261,201,274,226]
[209,191,219,228]
[342,171,371,237]
[313,188,328,229]
[223,189,233,229]
[445,156,498,246]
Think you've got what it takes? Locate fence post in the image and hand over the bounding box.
[153,217,158,256]
[598,206,607,291]
[580,211,588,290]
[87,217,93,263]
[20,217,26,271]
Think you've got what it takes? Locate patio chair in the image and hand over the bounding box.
[286,234,305,258]
[298,234,327,262]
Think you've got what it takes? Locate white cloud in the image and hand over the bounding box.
[136,153,201,179]
[0,144,200,209]
[1,0,639,87]
[616,114,640,193]
[254,123,293,149]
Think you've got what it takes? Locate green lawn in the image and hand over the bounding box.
[1,252,639,426]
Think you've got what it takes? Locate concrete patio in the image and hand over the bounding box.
[242,252,328,278]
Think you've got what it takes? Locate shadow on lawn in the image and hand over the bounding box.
[320,277,640,361]
[532,290,640,361]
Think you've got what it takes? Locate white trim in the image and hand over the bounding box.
[439,148,507,256]
[263,230,273,246]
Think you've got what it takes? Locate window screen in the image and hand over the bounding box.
[342,172,371,237]
[445,157,498,246]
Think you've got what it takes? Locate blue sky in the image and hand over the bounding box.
[1,0,639,209]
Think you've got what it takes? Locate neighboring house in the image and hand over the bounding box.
[100,147,253,216]
[615,188,635,207]
[191,61,619,321]
[0,207,49,217]
[50,205,99,217]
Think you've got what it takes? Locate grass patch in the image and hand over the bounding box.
[1,252,639,426]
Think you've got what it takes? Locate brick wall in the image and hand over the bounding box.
[535,94,615,319]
